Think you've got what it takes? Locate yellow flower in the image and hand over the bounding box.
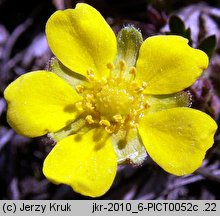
[4,3,217,197]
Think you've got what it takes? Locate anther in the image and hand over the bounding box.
[119,60,126,71]
[86,94,94,102]
[85,115,94,124]
[99,119,111,127]
[144,103,150,109]
[135,87,143,93]
[87,68,94,75]
[142,82,147,88]
[113,114,123,123]
[133,110,138,116]
[129,67,137,78]
[87,69,95,81]
[75,85,85,93]
[75,102,83,111]
[135,105,146,113]
[86,102,94,110]
[135,82,147,93]
[129,121,138,128]
[107,62,115,70]
[105,126,114,134]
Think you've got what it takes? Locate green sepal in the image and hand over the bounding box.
[48,57,88,88]
[115,25,143,68]
[112,128,147,165]
[49,117,88,142]
[146,91,192,114]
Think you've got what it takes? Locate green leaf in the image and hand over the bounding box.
[198,35,216,58]
[168,15,192,44]
[169,15,185,34]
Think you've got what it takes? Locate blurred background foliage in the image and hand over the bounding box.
[0,0,220,199]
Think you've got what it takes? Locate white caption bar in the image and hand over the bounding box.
[0,200,219,216]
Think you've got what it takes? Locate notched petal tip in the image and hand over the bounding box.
[138,107,217,176]
[4,71,82,137]
[43,129,117,197]
[136,35,209,95]
[46,3,117,79]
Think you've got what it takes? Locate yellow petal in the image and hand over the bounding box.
[46,3,117,78]
[4,71,82,137]
[43,129,117,197]
[136,35,208,94]
[138,107,217,175]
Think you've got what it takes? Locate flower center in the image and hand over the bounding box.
[75,60,148,133]
[95,79,134,117]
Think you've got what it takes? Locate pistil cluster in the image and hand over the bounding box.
[75,60,149,134]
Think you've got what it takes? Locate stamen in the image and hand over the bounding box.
[144,103,150,109]
[113,114,123,123]
[87,69,95,81]
[86,94,94,102]
[87,68,94,75]
[142,82,147,88]
[129,121,138,128]
[75,102,83,111]
[135,81,148,93]
[135,87,144,93]
[105,126,114,134]
[136,105,147,113]
[99,119,111,127]
[82,66,147,135]
[129,67,137,80]
[85,115,94,124]
[75,85,85,93]
[119,60,126,71]
[107,62,115,70]
[118,60,126,77]
[132,110,137,116]
[86,102,94,110]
